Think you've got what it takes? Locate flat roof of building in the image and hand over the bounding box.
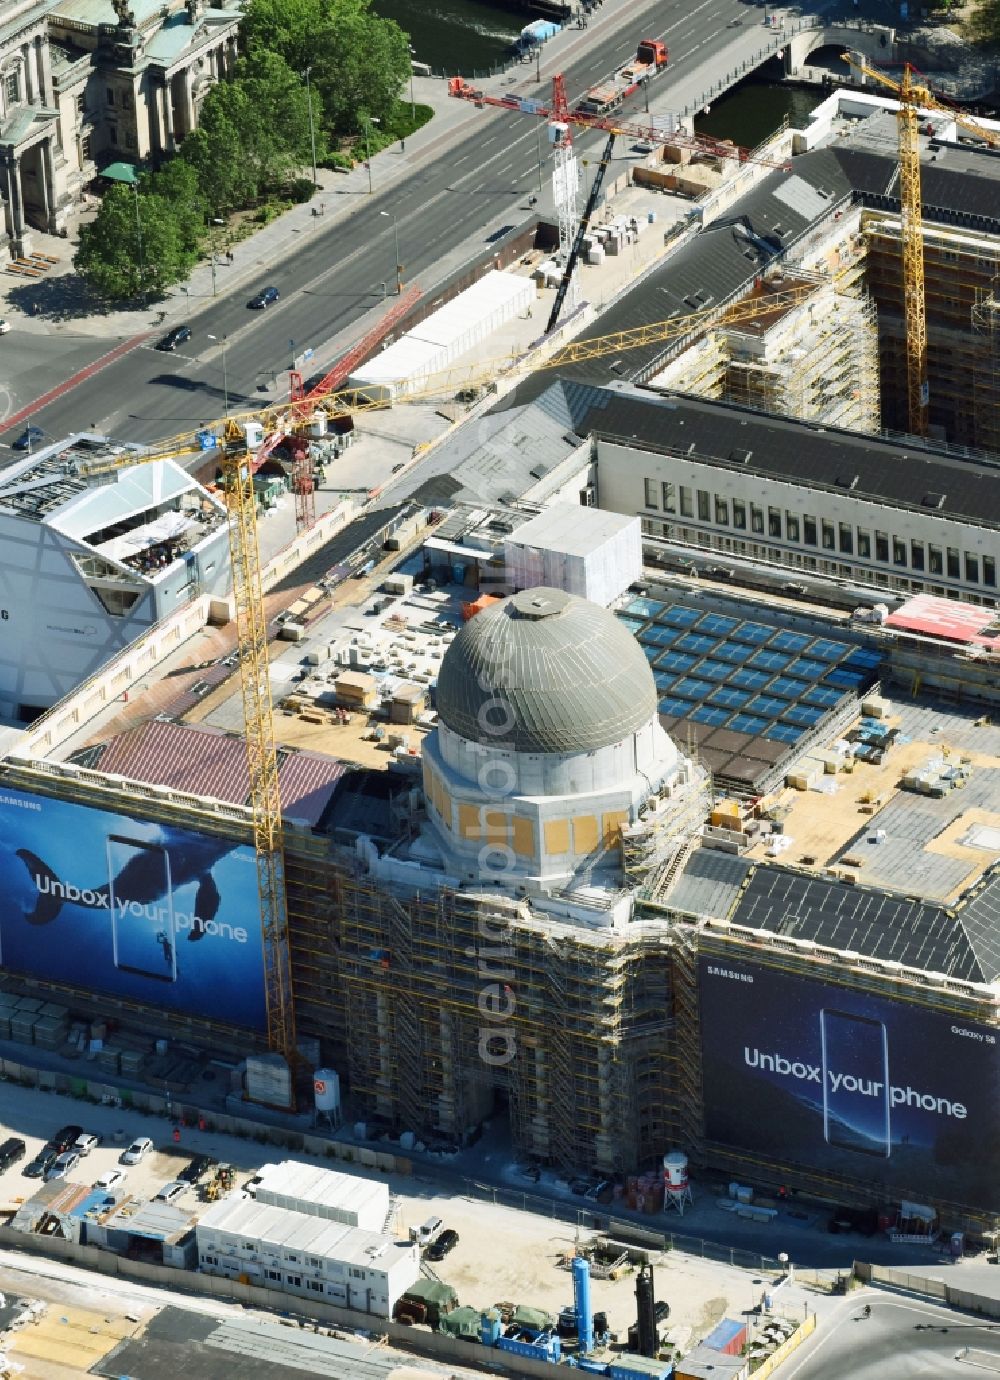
[506,504,637,558]
[886,593,1000,650]
[253,1159,388,1215]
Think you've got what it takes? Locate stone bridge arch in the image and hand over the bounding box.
[785,22,897,78]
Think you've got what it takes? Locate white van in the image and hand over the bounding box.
[409,1215,443,1244]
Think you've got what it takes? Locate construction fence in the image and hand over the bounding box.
[855,1262,1000,1321]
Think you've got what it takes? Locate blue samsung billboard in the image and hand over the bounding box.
[699,956,1000,1212]
[0,786,266,1031]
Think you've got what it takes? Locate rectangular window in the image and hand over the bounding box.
[929,544,943,575]
[965,553,979,583]
[106,86,115,106]
[661,481,676,513]
[768,507,782,539]
[266,1268,280,1281]
[839,523,853,555]
[6,73,20,105]
[750,504,764,534]
[109,123,118,145]
[122,89,132,109]
[81,132,92,159]
[821,521,835,551]
[876,531,889,563]
[984,555,996,587]
[697,489,711,521]
[803,516,817,546]
[125,129,136,149]
[643,478,658,508]
[857,529,871,559]
[714,495,729,525]
[308,1280,323,1292]
[732,499,746,530]
[679,485,693,518]
[910,541,925,572]
[76,92,85,114]
[785,513,800,543]
[947,547,961,579]
[287,1275,301,1288]
[893,537,907,566]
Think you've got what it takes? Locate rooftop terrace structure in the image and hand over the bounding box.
[0,432,229,723]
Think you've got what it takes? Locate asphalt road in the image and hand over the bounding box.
[9,0,769,449]
[783,1294,1000,1380]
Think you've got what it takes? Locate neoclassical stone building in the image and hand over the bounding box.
[0,0,239,254]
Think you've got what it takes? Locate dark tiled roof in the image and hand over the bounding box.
[575,385,1000,527]
[725,862,985,983]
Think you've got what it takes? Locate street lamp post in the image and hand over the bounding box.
[209,217,224,297]
[303,65,318,188]
[132,183,146,304]
[364,115,381,194]
[207,333,230,417]
[379,209,402,294]
[408,44,416,121]
[535,122,543,192]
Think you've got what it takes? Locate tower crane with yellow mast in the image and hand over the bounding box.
[842,53,1000,438]
[66,274,825,1072]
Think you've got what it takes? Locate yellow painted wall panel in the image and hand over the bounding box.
[544,818,570,855]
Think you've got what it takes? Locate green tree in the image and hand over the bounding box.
[241,0,408,137]
[144,158,206,254]
[181,50,322,212]
[75,183,199,301]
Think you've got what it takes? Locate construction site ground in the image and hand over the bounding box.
[746,698,1000,901]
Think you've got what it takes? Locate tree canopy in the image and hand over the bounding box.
[241,0,410,136]
[75,182,200,300]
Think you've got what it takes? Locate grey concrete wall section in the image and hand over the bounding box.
[0,1225,564,1380]
[856,1261,1000,1320]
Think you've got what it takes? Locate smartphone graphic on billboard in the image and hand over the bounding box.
[107,835,176,982]
[821,1009,890,1157]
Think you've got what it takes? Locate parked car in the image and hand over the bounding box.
[178,1154,216,1184]
[248,285,279,309]
[46,1150,80,1181]
[74,1132,102,1156]
[0,1137,26,1171]
[155,324,192,352]
[95,1168,127,1193]
[23,1148,56,1178]
[154,1180,187,1204]
[51,1124,84,1153]
[0,319,11,334]
[121,1137,154,1165]
[425,1228,459,1261]
[12,425,44,451]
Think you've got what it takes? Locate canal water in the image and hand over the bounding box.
[371,0,523,70]
[695,74,827,147]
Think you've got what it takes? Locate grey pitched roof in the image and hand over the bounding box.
[953,867,1000,985]
[668,847,752,919]
[521,380,1000,530]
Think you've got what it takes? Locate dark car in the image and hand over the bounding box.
[178,1153,217,1184]
[0,1137,26,1171]
[12,425,43,451]
[24,1148,57,1178]
[248,286,279,309]
[51,1124,84,1153]
[155,324,192,352]
[425,1228,459,1261]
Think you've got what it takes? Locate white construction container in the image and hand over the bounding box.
[348,271,533,399]
[503,506,642,607]
[245,1053,293,1109]
[253,1158,389,1231]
